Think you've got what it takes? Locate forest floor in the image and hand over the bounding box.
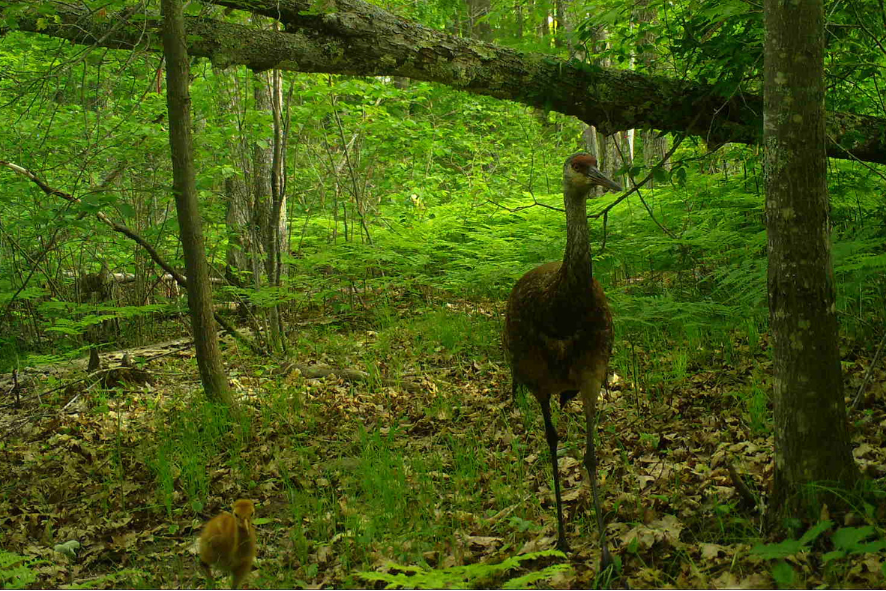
[3,291,886,589]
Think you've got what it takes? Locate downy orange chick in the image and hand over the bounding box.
[198,499,257,589]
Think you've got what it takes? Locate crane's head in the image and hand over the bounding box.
[564,153,623,195]
[232,499,255,528]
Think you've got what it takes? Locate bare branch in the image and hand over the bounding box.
[0,160,260,353]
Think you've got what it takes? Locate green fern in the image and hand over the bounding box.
[357,550,571,589]
[0,550,46,589]
[67,568,148,589]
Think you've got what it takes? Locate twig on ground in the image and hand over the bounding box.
[727,459,758,509]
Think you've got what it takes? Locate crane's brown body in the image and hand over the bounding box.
[503,153,619,567]
[199,499,257,589]
[504,263,612,399]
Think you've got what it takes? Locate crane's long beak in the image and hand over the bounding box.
[588,166,623,192]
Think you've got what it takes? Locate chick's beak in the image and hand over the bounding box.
[588,166,623,192]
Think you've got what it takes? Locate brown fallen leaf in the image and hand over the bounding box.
[466,535,502,549]
[315,545,332,565]
[621,514,684,550]
[700,542,727,560]
[518,536,556,555]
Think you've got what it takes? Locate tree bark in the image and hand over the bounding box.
[763,0,858,519]
[161,0,236,406]
[215,67,254,288]
[264,68,288,352]
[635,0,669,178]
[14,0,886,164]
[554,0,567,49]
[224,176,252,286]
[252,71,274,286]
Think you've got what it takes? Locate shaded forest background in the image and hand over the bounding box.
[1,0,886,588]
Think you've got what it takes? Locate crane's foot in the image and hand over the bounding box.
[599,546,614,571]
[555,537,571,554]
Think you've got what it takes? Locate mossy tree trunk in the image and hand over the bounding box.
[161,0,236,406]
[763,0,858,521]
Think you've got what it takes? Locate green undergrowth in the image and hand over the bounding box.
[0,550,46,588]
[357,549,572,589]
[2,149,886,589]
[285,162,885,357]
[3,289,886,588]
[148,400,254,516]
[146,295,885,587]
[4,143,885,374]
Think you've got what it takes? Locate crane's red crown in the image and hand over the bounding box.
[569,154,599,174]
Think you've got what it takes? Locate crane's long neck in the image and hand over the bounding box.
[560,185,593,292]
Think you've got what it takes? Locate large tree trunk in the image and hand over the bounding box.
[161,0,235,406]
[14,0,886,164]
[763,0,858,519]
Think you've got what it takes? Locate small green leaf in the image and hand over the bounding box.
[822,550,846,564]
[751,538,803,559]
[117,203,136,219]
[771,560,795,588]
[798,520,832,546]
[832,526,875,551]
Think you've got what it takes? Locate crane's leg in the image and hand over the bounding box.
[582,367,613,570]
[539,395,569,552]
[231,562,252,589]
[198,559,214,585]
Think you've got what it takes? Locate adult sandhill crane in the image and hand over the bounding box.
[504,153,621,567]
